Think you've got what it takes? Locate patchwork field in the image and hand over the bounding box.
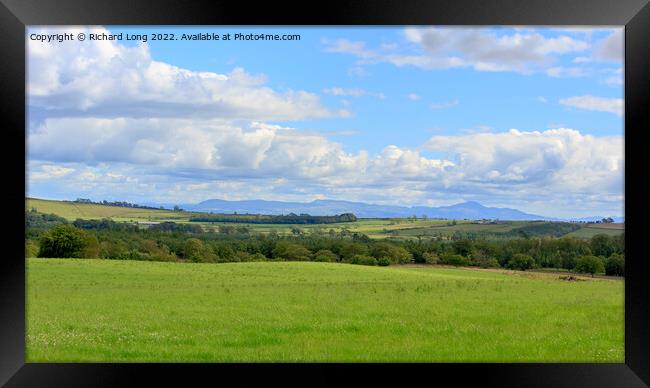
[26,258,624,362]
[27,198,622,239]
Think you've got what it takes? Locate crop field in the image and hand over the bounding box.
[564,226,624,239]
[26,258,624,362]
[26,198,189,222]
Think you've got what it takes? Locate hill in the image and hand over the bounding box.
[182,198,552,220]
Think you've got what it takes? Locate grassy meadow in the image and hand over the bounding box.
[26,198,622,240]
[26,258,624,362]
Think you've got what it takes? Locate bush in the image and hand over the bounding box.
[440,253,470,267]
[371,242,413,264]
[350,254,377,266]
[38,224,90,258]
[377,257,391,266]
[272,241,312,261]
[471,249,499,268]
[507,253,535,271]
[422,251,439,264]
[139,239,177,262]
[605,253,624,276]
[313,249,339,262]
[574,255,605,276]
[184,238,216,262]
[476,256,500,268]
[25,240,39,258]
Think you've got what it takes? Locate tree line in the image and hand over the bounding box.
[25,210,624,276]
[189,212,357,224]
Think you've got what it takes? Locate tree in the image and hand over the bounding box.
[507,253,535,271]
[440,253,470,267]
[38,224,90,258]
[590,234,616,258]
[272,241,311,261]
[574,255,605,276]
[422,251,439,264]
[184,238,215,262]
[313,249,339,262]
[371,242,412,264]
[350,254,377,266]
[605,253,624,276]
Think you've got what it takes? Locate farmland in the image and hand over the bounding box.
[26,258,624,362]
[26,198,623,240]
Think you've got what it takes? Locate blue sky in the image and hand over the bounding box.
[26,26,624,218]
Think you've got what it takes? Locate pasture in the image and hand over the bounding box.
[26,258,624,362]
[26,198,623,239]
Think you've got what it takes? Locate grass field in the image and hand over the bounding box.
[28,198,623,240]
[26,258,624,362]
[26,198,190,223]
[564,226,624,239]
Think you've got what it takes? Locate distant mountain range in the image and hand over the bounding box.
[169,198,623,222]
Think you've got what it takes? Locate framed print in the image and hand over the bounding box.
[1,0,649,386]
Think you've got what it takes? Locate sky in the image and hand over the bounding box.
[26,26,624,218]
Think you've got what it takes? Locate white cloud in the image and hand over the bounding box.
[29,164,75,181]
[559,95,623,116]
[546,66,590,78]
[28,26,340,121]
[28,116,623,217]
[407,93,421,101]
[430,99,459,110]
[323,87,385,99]
[325,28,590,75]
[423,128,623,196]
[596,29,623,62]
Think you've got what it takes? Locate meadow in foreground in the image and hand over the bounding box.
[26,258,623,362]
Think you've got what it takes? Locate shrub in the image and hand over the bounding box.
[574,255,605,276]
[422,251,439,264]
[350,254,377,266]
[184,238,216,262]
[440,253,470,267]
[476,256,500,268]
[139,239,177,262]
[470,249,499,268]
[272,241,312,261]
[605,253,624,276]
[38,224,90,258]
[313,249,339,262]
[371,242,412,264]
[507,253,535,271]
[82,234,101,258]
[377,257,391,266]
[25,240,39,258]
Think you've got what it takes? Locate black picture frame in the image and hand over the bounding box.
[2,0,648,386]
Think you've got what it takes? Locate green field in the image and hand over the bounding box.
[26,258,624,362]
[564,225,625,239]
[27,198,622,239]
[26,198,190,222]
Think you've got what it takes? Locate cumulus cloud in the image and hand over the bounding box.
[28,115,623,217]
[28,26,341,121]
[324,27,590,75]
[559,95,624,116]
[423,128,623,196]
[596,29,623,62]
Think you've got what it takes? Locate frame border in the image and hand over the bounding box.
[2,0,648,386]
